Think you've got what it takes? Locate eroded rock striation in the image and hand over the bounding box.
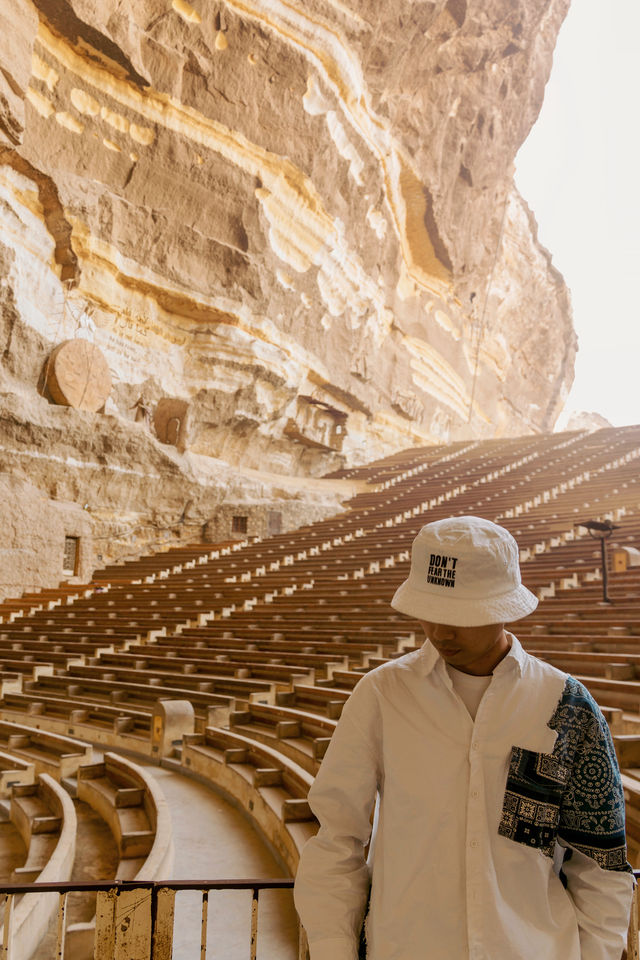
[0,0,576,589]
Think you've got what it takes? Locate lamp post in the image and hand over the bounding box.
[578,520,620,604]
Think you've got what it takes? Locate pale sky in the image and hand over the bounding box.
[515,0,640,428]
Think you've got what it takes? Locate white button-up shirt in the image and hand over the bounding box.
[294,634,633,960]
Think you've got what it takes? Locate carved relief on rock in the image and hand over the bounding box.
[154,398,190,451]
[45,338,112,411]
[283,397,348,452]
[392,390,424,421]
[430,407,454,443]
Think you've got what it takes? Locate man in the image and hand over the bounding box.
[294,516,634,960]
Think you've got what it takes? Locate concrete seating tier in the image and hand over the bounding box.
[276,684,350,719]
[176,621,410,656]
[535,658,638,681]
[227,700,337,774]
[0,774,77,960]
[0,751,34,797]
[178,623,403,648]
[519,635,640,650]
[3,621,164,645]
[93,649,315,686]
[0,645,83,670]
[0,692,152,753]
[0,720,91,779]
[149,633,391,662]
[64,752,173,959]
[512,617,640,635]
[141,638,351,681]
[180,725,316,872]
[573,676,640,713]
[64,662,277,702]
[94,542,234,582]
[525,649,640,678]
[77,753,171,873]
[10,777,69,882]
[0,585,93,623]
[15,611,187,634]
[0,631,138,651]
[329,668,380,689]
[20,673,242,723]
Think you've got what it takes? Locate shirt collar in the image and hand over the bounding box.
[415,630,525,679]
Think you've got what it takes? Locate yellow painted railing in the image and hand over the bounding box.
[0,876,637,959]
[0,879,300,960]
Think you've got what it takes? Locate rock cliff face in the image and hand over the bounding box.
[0,0,576,589]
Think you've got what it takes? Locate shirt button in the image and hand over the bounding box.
[470,839,479,848]
[470,790,479,800]
[471,742,480,750]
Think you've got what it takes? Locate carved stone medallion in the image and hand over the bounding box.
[46,339,112,412]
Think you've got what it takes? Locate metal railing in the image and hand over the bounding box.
[0,878,300,960]
[0,874,637,959]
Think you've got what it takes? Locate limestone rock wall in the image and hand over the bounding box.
[0,473,92,599]
[0,389,347,594]
[0,0,576,591]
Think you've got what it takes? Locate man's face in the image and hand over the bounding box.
[418,620,509,676]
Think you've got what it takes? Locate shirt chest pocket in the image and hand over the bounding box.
[498,746,571,858]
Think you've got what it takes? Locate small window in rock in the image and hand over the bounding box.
[232,515,248,534]
[63,536,79,575]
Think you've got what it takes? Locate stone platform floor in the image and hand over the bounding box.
[26,763,298,959]
[145,764,298,960]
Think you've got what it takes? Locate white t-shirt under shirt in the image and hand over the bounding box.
[446,663,492,719]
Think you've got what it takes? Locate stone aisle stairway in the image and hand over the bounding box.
[143,765,298,960]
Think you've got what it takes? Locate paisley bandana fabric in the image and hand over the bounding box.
[499,676,631,872]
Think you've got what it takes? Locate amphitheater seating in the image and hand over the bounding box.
[77,752,171,877]
[0,773,77,960]
[134,638,346,677]
[22,671,263,716]
[10,779,67,882]
[19,698,150,758]
[64,751,173,959]
[181,725,315,872]
[0,721,91,780]
[3,424,640,957]
[228,700,336,773]
[0,753,34,797]
[94,649,315,687]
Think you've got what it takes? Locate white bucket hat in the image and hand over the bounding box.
[390,516,538,627]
